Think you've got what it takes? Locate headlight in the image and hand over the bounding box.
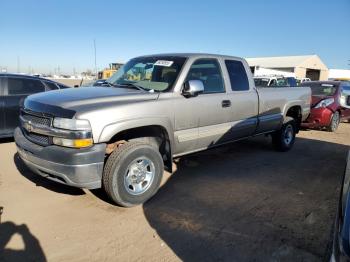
[53,117,91,130]
[53,137,93,148]
[314,98,335,108]
[52,118,93,148]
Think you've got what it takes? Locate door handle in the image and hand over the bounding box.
[222,100,231,108]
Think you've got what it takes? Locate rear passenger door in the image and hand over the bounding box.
[224,59,259,139]
[0,76,5,136]
[4,77,45,134]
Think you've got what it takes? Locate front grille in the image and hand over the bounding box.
[21,111,52,127]
[21,110,53,146]
[25,131,51,146]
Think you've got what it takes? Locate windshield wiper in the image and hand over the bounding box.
[104,81,117,87]
[117,82,150,92]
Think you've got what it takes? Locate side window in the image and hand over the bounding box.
[44,81,59,90]
[270,79,277,87]
[225,60,249,91]
[8,78,45,95]
[186,59,224,93]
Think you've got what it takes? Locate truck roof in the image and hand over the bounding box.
[136,53,244,61]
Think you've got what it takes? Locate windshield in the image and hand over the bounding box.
[303,83,339,96]
[254,78,269,87]
[107,56,187,92]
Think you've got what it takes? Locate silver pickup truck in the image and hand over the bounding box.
[14,53,311,207]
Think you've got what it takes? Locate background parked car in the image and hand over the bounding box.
[0,73,70,138]
[301,81,350,132]
[296,77,311,86]
[254,76,297,87]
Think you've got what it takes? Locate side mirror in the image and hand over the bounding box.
[340,88,350,109]
[182,80,204,98]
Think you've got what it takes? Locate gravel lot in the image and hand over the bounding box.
[1,124,349,261]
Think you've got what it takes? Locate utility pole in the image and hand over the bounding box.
[94,39,97,79]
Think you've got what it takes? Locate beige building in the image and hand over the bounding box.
[246,55,329,80]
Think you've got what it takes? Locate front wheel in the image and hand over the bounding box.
[102,141,164,207]
[327,111,340,132]
[272,117,296,152]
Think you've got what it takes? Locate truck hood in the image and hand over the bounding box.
[24,86,159,118]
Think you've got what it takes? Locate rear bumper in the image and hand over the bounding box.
[301,107,333,128]
[14,127,106,189]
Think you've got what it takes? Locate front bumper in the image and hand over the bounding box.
[301,107,333,129]
[14,127,106,189]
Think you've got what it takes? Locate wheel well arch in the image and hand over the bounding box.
[285,105,302,132]
[106,125,173,172]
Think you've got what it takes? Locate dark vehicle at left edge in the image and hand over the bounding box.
[0,73,70,138]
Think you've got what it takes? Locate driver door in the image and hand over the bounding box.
[173,58,232,155]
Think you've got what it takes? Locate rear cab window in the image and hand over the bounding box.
[185,58,225,94]
[7,77,45,95]
[225,60,249,91]
[302,82,339,96]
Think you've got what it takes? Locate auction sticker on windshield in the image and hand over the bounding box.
[154,60,174,67]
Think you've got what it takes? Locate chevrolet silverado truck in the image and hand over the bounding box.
[14,53,311,207]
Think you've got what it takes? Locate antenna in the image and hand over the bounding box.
[94,39,97,79]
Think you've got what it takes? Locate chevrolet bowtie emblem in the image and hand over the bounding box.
[26,121,33,132]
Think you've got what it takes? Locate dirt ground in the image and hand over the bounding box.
[1,124,350,262]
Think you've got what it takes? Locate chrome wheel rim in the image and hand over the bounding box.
[124,157,155,195]
[284,125,294,145]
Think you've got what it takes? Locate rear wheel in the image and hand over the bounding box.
[102,141,164,207]
[272,117,296,152]
[327,111,340,132]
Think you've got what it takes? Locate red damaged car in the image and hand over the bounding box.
[301,81,350,132]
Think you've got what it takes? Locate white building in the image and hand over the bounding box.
[328,69,350,81]
[246,55,329,80]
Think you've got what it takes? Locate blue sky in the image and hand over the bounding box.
[1,0,349,74]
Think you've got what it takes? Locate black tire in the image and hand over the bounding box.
[102,141,164,207]
[327,111,340,132]
[272,117,296,152]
